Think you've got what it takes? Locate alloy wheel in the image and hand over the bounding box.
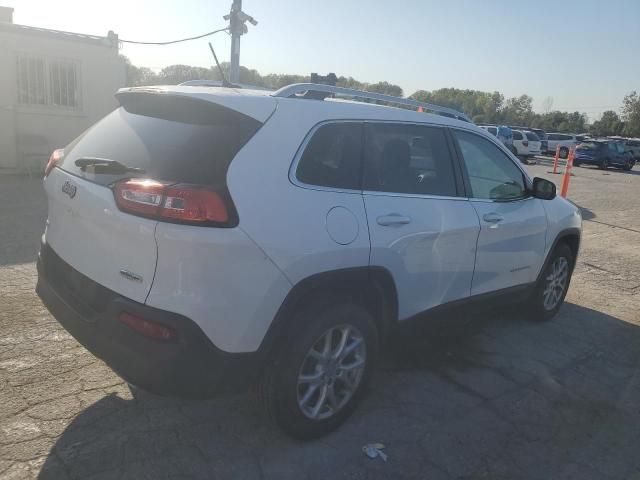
[542,257,569,311]
[297,325,367,420]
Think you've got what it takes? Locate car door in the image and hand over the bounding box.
[362,122,480,320]
[451,129,547,296]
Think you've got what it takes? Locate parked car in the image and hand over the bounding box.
[608,137,640,160]
[479,124,517,155]
[36,83,582,439]
[512,129,542,158]
[625,139,640,160]
[509,126,548,154]
[574,140,636,170]
[547,133,579,158]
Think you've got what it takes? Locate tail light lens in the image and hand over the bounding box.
[44,149,64,177]
[522,140,529,147]
[118,312,177,342]
[113,179,233,226]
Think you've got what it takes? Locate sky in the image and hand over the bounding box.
[6,0,640,119]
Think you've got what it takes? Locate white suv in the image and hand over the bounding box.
[547,133,579,158]
[37,84,582,439]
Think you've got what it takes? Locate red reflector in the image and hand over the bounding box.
[118,312,177,342]
[161,185,229,223]
[45,149,64,177]
[114,179,168,217]
[523,141,529,147]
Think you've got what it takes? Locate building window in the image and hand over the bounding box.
[17,56,46,105]
[16,55,81,109]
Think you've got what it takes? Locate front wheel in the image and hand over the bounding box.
[527,244,574,321]
[260,300,378,439]
[623,159,633,171]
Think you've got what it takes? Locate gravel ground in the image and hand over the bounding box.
[1,160,639,480]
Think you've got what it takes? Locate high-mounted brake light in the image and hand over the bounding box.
[113,179,231,225]
[44,149,64,177]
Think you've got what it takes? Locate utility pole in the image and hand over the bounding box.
[224,0,257,84]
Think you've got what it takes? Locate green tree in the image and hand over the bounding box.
[621,91,640,137]
[590,111,625,136]
[500,95,534,125]
[411,88,503,123]
[121,55,158,87]
[364,81,403,97]
[156,65,213,84]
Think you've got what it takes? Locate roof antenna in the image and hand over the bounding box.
[208,42,238,88]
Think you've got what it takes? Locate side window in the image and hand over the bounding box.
[296,122,362,190]
[513,131,523,140]
[607,143,617,153]
[488,127,497,136]
[548,134,558,141]
[363,123,457,197]
[453,130,527,200]
[616,143,625,154]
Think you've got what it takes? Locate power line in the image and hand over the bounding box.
[119,27,229,45]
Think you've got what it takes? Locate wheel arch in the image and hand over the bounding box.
[537,228,581,283]
[258,266,398,361]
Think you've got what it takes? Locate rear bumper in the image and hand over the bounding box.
[36,244,262,398]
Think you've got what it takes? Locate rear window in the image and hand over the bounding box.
[525,132,540,141]
[59,93,262,187]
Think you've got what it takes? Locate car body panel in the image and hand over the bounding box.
[363,193,480,320]
[43,168,158,304]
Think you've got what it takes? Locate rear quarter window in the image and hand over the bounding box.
[525,132,540,141]
[513,131,523,140]
[295,122,363,190]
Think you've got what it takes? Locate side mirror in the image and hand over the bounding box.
[531,177,556,200]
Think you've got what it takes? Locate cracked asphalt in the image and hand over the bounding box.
[1,159,639,479]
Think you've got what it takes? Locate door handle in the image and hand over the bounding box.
[483,212,504,223]
[376,214,412,226]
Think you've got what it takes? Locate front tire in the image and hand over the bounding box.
[261,300,378,439]
[527,243,574,322]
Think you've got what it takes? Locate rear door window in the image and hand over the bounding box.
[296,122,363,190]
[363,123,458,197]
[59,93,262,187]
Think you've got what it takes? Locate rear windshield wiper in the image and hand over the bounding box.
[75,158,146,174]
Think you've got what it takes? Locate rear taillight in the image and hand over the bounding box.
[113,179,232,226]
[118,312,177,342]
[522,140,529,147]
[44,149,64,177]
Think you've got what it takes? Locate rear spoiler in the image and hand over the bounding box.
[116,87,277,123]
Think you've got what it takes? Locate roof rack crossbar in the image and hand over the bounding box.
[272,83,471,122]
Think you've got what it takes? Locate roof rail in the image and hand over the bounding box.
[272,83,472,123]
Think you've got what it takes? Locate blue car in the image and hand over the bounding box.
[574,140,635,171]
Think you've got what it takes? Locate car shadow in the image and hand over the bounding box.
[37,303,640,479]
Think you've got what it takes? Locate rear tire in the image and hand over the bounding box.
[527,243,574,322]
[599,157,610,170]
[623,160,633,171]
[260,300,378,440]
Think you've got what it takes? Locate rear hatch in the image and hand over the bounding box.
[43,89,270,303]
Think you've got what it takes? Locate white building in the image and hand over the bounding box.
[0,6,125,172]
